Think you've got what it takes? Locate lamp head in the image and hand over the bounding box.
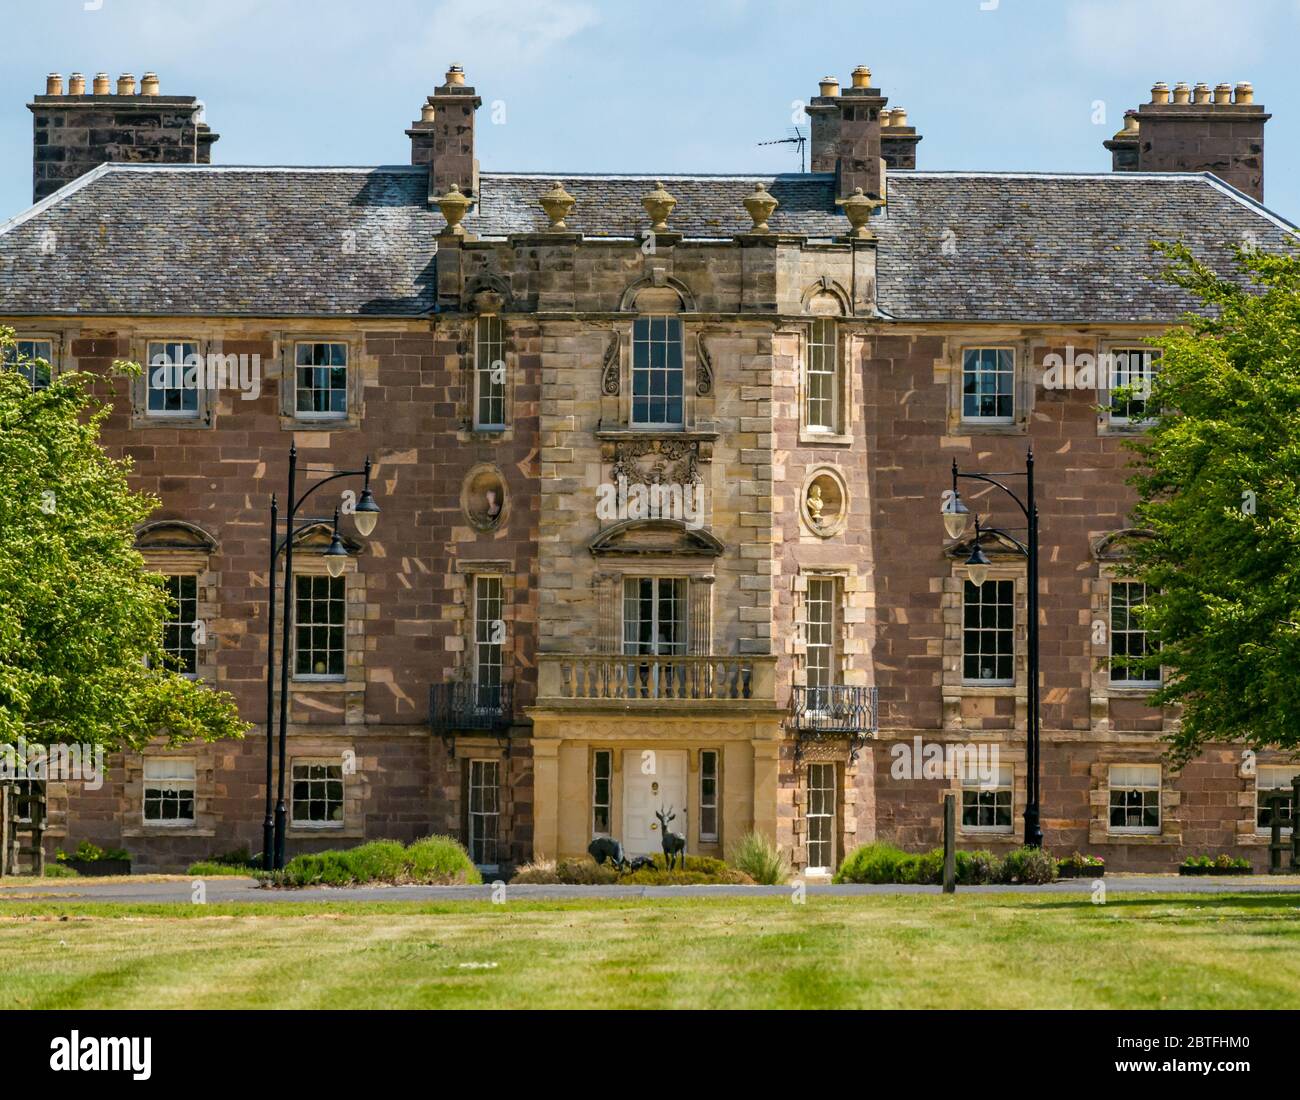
[353,487,380,537]
[942,493,969,540]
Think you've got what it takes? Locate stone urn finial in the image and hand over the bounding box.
[540,181,576,231]
[642,180,677,234]
[434,183,473,235]
[743,182,779,233]
[837,187,882,239]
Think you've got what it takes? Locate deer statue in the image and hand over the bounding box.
[655,806,686,871]
[588,836,627,871]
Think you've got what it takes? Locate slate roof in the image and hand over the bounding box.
[0,164,1295,322]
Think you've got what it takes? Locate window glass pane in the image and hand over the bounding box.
[963,579,1014,683]
[806,763,836,870]
[631,315,684,426]
[474,576,504,708]
[146,341,201,415]
[1109,349,1158,423]
[291,762,344,824]
[143,758,196,823]
[469,760,500,866]
[161,574,198,674]
[475,316,506,428]
[962,347,1014,420]
[295,342,348,416]
[3,339,53,390]
[1110,581,1159,684]
[700,749,719,841]
[294,575,345,676]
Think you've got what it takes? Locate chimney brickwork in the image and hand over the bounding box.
[1105,80,1269,201]
[28,72,217,204]
[420,64,481,204]
[805,66,917,195]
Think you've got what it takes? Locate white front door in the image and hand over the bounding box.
[622,749,687,858]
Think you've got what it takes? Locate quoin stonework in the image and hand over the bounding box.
[2,65,1297,874]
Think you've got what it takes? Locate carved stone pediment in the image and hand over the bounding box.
[609,438,702,486]
[589,518,723,558]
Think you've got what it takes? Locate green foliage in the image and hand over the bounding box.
[955,849,1004,885]
[55,841,129,864]
[186,861,254,877]
[1057,851,1105,877]
[0,327,248,751]
[1180,853,1252,874]
[260,835,481,887]
[43,863,78,877]
[510,853,751,885]
[1127,243,1300,759]
[728,830,790,884]
[833,842,910,884]
[998,846,1058,885]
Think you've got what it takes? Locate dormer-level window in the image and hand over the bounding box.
[3,339,52,390]
[474,316,506,430]
[805,319,839,432]
[631,316,683,428]
[146,340,201,417]
[962,348,1015,424]
[295,342,348,419]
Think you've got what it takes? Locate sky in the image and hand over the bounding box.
[2,0,1300,220]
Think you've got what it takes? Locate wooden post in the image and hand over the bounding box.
[1265,792,1288,875]
[943,791,956,894]
[0,784,9,877]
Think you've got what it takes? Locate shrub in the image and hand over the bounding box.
[955,849,1003,885]
[833,842,910,884]
[260,835,481,888]
[1057,851,1105,877]
[619,854,752,885]
[55,841,129,864]
[44,864,79,878]
[209,846,258,868]
[510,858,561,884]
[999,846,1059,885]
[729,831,790,885]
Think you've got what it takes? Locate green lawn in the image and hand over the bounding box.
[1,893,1298,1009]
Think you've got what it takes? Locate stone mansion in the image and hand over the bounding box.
[1,64,1296,873]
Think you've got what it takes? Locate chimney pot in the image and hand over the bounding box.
[92,72,110,95]
[850,65,871,89]
[1123,109,1139,132]
[446,64,465,86]
[1234,81,1254,104]
[67,72,85,95]
[1193,82,1211,104]
[818,76,840,97]
[140,72,160,96]
[880,108,893,127]
[1172,82,1191,104]
[891,107,908,128]
[1150,81,1170,104]
[420,102,436,122]
[1213,82,1232,105]
[45,73,63,95]
[117,73,136,95]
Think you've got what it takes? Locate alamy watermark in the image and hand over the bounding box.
[1041,346,1152,400]
[149,346,262,401]
[889,736,1000,787]
[1,738,105,789]
[596,475,704,530]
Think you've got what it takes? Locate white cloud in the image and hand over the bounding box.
[417,0,600,69]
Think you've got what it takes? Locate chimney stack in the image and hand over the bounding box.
[410,64,482,205]
[28,69,218,204]
[1104,79,1270,201]
[805,65,911,197]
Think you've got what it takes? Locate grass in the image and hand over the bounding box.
[1,892,1298,1009]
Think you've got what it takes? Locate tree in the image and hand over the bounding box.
[0,328,248,750]
[1126,241,1300,762]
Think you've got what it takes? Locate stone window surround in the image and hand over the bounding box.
[121,748,215,840]
[288,555,367,711]
[138,546,219,686]
[947,338,1032,436]
[794,317,855,446]
[5,329,63,385]
[1237,758,1300,846]
[287,749,359,838]
[605,314,707,433]
[457,315,518,443]
[128,332,215,429]
[1088,756,1182,846]
[790,565,870,689]
[449,560,521,678]
[1087,563,1177,736]
[940,559,1028,731]
[278,333,364,432]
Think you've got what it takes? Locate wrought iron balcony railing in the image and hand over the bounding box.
[429,682,514,735]
[537,654,778,707]
[788,685,879,734]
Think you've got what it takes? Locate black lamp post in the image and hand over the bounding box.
[262,444,380,871]
[941,448,1043,849]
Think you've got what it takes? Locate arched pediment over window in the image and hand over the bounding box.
[618,273,696,313]
[589,518,723,558]
[134,520,218,552]
[1091,528,1156,561]
[292,521,364,554]
[801,277,851,316]
[945,529,1026,561]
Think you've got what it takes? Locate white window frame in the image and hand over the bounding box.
[961,763,1013,834]
[473,316,506,430]
[622,576,688,656]
[294,340,349,420]
[804,576,838,709]
[145,339,202,419]
[1106,347,1159,428]
[806,762,836,874]
[142,757,196,826]
[630,315,684,429]
[162,573,199,678]
[468,758,500,871]
[1256,766,1298,836]
[962,578,1015,686]
[592,749,612,839]
[473,575,505,709]
[290,760,345,828]
[293,574,346,681]
[3,338,54,390]
[699,749,719,843]
[805,318,839,433]
[1110,580,1160,688]
[1108,764,1161,835]
[961,347,1016,425]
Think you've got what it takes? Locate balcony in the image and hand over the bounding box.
[537,654,778,710]
[788,685,879,734]
[429,682,514,735]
